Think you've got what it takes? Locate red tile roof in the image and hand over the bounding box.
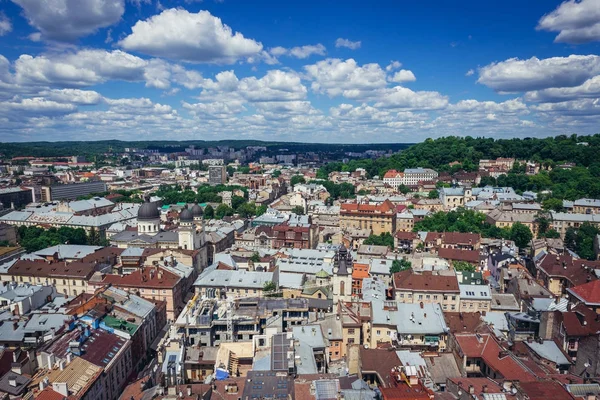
[567,279,600,305]
[393,270,459,293]
[448,377,503,394]
[454,333,537,382]
[438,248,480,264]
[395,231,418,240]
[340,199,395,215]
[537,254,599,287]
[8,259,96,279]
[560,304,600,337]
[99,266,180,289]
[360,348,401,388]
[36,387,67,400]
[517,381,576,400]
[441,232,481,245]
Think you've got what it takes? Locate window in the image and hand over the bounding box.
[348,328,355,334]
[433,295,438,300]
[376,330,381,335]
[426,295,430,300]
[399,293,404,298]
[348,338,355,344]
[418,295,423,300]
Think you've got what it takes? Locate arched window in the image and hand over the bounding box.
[340,280,345,296]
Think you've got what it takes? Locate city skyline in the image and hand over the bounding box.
[1,0,600,142]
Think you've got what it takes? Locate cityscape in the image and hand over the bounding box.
[1,1,600,400]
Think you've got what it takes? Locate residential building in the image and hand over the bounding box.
[208,165,227,185]
[340,199,396,235]
[393,270,461,312]
[402,168,439,186]
[0,187,33,209]
[535,253,599,296]
[573,198,600,214]
[459,284,492,312]
[41,181,107,201]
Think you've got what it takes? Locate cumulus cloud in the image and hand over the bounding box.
[374,86,448,110]
[39,89,104,105]
[0,13,12,36]
[389,69,416,83]
[477,55,600,92]
[448,98,528,114]
[119,8,263,63]
[335,38,361,50]
[12,0,124,41]
[537,0,600,44]
[525,75,600,102]
[269,44,326,59]
[465,69,474,76]
[304,58,388,98]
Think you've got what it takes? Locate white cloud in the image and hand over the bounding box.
[465,69,474,76]
[389,69,416,83]
[386,61,402,72]
[525,75,600,102]
[335,38,361,50]
[477,55,600,92]
[448,98,528,114]
[40,89,104,105]
[532,98,600,116]
[0,13,12,36]
[14,50,147,87]
[268,44,326,59]
[12,0,124,41]
[374,86,448,110]
[0,97,77,117]
[304,58,388,98]
[119,8,263,63]
[537,0,600,44]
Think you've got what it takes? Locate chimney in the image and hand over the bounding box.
[468,385,474,394]
[8,376,17,388]
[186,386,192,397]
[482,385,488,393]
[420,302,424,309]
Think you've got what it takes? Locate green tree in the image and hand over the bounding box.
[272,170,281,178]
[428,189,440,199]
[292,205,305,215]
[363,232,394,249]
[398,184,411,194]
[542,198,564,212]
[453,261,476,272]
[231,195,246,210]
[215,204,234,219]
[390,259,411,273]
[263,281,281,297]
[510,222,533,249]
[290,175,306,186]
[250,252,261,263]
[203,204,215,219]
[255,204,268,216]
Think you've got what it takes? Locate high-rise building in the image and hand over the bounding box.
[208,165,227,186]
[41,181,107,201]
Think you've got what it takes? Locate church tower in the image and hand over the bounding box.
[332,244,353,303]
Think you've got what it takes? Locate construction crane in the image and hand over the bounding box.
[224,282,332,343]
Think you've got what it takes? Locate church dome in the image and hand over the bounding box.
[179,207,193,222]
[138,201,160,221]
[191,203,204,217]
[316,269,330,278]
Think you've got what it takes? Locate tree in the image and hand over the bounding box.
[453,261,476,272]
[544,229,561,239]
[290,175,306,187]
[542,198,564,212]
[428,189,440,199]
[272,170,281,178]
[204,204,215,219]
[236,202,257,218]
[231,195,246,210]
[255,204,268,216]
[398,184,411,194]
[250,252,261,262]
[215,204,234,219]
[510,222,533,249]
[263,281,280,297]
[390,259,411,273]
[363,232,394,249]
[292,205,305,215]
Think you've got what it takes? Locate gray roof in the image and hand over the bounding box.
[525,340,571,365]
[371,301,448,334]
[194,269,274,289]
[293,325,327,348]
[35,244,102,259]
[459,284,492,300]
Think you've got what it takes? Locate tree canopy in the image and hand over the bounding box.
[364,232,394,249]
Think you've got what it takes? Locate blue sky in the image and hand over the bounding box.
[1,0,600,143]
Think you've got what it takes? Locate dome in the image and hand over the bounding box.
[191,203,203,217]
[179,207,193,222]
[138,201,160,221]
[316,269,330,278]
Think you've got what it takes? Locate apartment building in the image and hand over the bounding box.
[393,270,460,311]
[340,200,396,235]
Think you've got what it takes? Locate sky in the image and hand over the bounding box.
[1,0,600,143]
